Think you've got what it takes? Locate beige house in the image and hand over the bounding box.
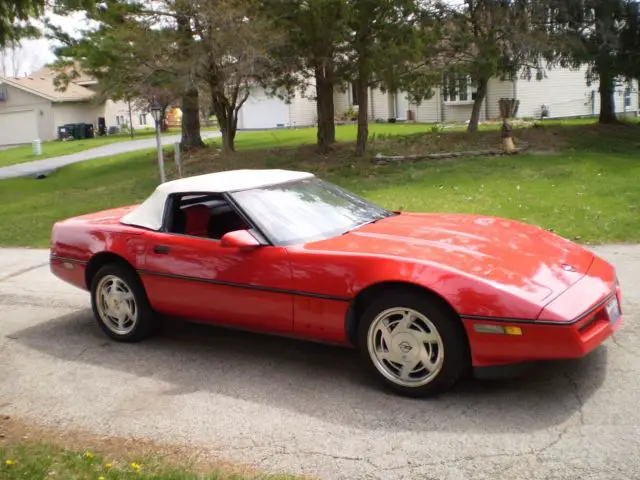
[0,67,153,147]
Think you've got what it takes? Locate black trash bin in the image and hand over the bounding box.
[83,123,94,138]
[57,125,67,140]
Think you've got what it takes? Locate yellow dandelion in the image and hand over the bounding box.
[104,463,112,469]
[83,451,94,460]
[131,462,141,471]
[5,459,15,466]
[98,477,105,480]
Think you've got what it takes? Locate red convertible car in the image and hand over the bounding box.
[50,169,623,397]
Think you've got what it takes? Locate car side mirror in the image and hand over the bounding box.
[220,230,261,250]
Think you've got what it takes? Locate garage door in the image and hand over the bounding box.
[0,109,38,146]
[239,88,290,129]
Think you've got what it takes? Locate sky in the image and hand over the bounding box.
[2,10,84,76]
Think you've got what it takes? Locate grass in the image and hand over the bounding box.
[0,127,191,168]
[0,442,294,480]
[1,120,639,248]
[0,417,299,480]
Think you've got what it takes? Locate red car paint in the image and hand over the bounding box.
[50,206,622,370]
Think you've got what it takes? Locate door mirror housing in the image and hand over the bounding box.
[220,229,261,250]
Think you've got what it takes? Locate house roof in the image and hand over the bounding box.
[120,169,315,231]
[0,67,95,103]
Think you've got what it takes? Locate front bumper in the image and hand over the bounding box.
[463,274,623,368]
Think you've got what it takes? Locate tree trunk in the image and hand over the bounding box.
[598,69,617,124]
[176,11,204,149]
[181,85,205,149]
[127,99,135,138]
[314,64,336,153]
[355,78,369,156]
[467,77,488,133]
[213,98,237,152]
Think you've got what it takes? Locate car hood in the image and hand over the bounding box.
[304,212,594,304]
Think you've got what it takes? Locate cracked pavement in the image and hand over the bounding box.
[0,245,639,479]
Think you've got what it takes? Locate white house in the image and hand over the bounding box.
[0,66,153,147]
[237,64,639,129]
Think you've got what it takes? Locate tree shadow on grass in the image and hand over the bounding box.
[14,309,608,434]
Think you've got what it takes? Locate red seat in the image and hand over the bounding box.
[183,205,210,237]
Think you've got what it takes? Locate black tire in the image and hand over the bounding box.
[90,263,156,342]
[357,290,469,398]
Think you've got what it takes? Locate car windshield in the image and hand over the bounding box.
[231,177,394,245]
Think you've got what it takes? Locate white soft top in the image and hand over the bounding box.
[121,169,314,230]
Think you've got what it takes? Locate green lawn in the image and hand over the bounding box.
[0,442,294,480]
[0,128,188,168]
[203,123,445,150]
[1,122,639,248]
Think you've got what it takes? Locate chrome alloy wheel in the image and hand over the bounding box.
[95,274,138,335]
[367,307,444,387]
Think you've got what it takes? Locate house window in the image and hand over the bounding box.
[351,81,359,106]
[116,115,126,125]
[623,82,632,108]
[443,74,475,103]
[139,114,147,125]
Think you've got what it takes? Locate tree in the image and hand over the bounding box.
[548,0,630,123]
[438,0,551,132]
[345,0,426,155]
[619,1,640,87]
[255,0,351,153]
[48,0,205,148]
[187,0,281,152]
[0,0,42,48]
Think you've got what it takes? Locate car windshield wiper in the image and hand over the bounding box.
[341,214,388,235]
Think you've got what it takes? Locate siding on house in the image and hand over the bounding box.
[289,89,317,127]
[409,91,441,123]
[442,103,474,123]
[334,87,350,117]
[52,102,102,135]
[368,87,390,120]
[512,65,639,119]
[591,78,639,118]
[104,99,152,129]
[514,66,594,119]
[0,84,54,141]
[486,78,516,119]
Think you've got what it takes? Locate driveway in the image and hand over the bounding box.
[0,245,638,479]
[0,131,221,180]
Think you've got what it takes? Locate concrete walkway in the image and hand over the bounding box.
[0,131,221,180]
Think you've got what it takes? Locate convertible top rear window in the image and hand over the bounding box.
[231,178,393,245]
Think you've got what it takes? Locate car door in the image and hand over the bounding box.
[137,198,294,334]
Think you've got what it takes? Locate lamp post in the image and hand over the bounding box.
[150,102,165,183]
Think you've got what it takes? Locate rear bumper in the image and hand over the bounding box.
[50,255,88,291]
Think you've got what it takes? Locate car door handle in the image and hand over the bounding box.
[153,245,170,254]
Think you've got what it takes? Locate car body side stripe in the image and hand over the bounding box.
[136,268,352,302]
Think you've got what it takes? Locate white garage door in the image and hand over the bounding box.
[239,88,290,129]
[0,109,38,146]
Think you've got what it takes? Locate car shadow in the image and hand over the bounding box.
[14,309,609,434]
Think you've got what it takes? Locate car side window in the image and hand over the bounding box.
[166,193,249,240]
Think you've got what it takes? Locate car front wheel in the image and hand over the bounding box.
[357,291,469,397]
[90,263,155,342]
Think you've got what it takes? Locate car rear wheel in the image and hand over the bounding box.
[90,263,155,342]
[357,291,469,397]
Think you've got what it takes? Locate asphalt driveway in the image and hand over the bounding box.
[0,131,221,180]
[0,245,638,479]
